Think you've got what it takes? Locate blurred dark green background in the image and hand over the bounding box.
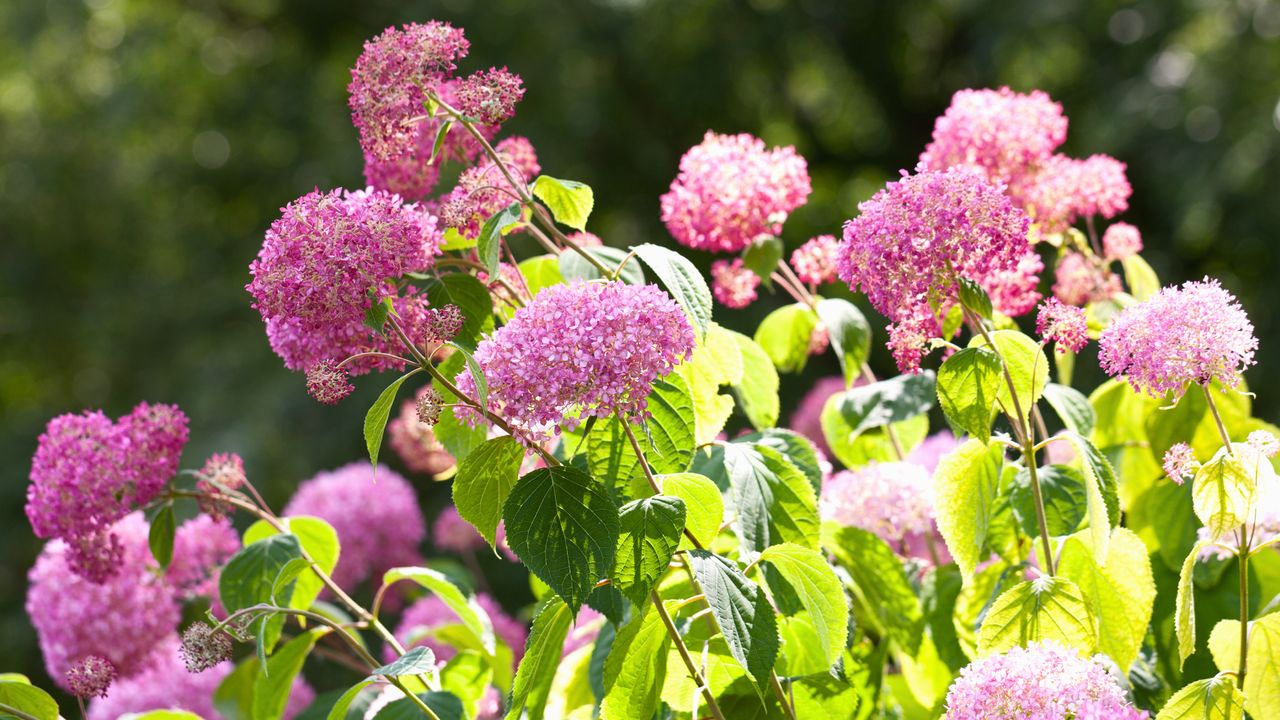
[4,0,1279,694]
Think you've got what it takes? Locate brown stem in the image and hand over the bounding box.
[651,591,727,720]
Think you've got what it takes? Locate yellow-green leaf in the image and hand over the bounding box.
[1057,527,1155,671]
[968,329,1048,423]
[977,577,1097,656]
[1176,541,1209,668]
[532,176,593,230]
[758,543,849,669]
[678,323,743,444]
[933,439,1003,582]
[1155,677,1247,720]
[660,472,723,549]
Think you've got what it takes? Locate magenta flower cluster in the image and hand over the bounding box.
[455,281,696,442]
[389,386,456,476]
[661,131,811,253]
[438,136,541,239]
[1098,278,1257,397]
[944,641,1147,719]
[1052,253,1122,307]
[1036,298,1089,352]
[1022,154,1132,232]
[790,234,840,285]
[1103,222,1143,261]
[454,67,525,125]
[837,166,1034,373]
[821,462,946,564]
[246,187,443,374]
[1162,443,1199,485]
[432,505,487,554]
[710,258,760,308]
[393,593,528,669]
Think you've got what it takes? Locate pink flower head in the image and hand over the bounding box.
[437,138,540,240]
[790,234,840,285]
[821,462,946,564]
[1162,443,1199,485]
[944,641,1147,720]
[306,359,355,405]
[710,258,760,309]
[1023,154,1132,232]
[906,431,961,473]
[1103,222,1143,261]
[389,386,456,476]
[454,67,525,125]
[661,131,811,253]
[27,513,181,686]
[455,282,696,443]
[1036,298,1088,352]
[919,87,1068,188]
[348,22,470,160]
[393,593,527,668]
[1098,278,1257,397]
[247,188,443,374]
[788,375,848,458]
[167,515,240,602]
[562,607,606,657]
[432,506,487,553]
[362,137,442,203]
[838,166,1032,373]
[66,656,116,699]
[1248,430,1280,458]
[1052,252,1122,307]
[568,231,603,247]
[283,462,426,589]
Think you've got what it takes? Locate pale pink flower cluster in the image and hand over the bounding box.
[788,375,848,458]
[389,386,456,476]
[1098,278,1257,397]
[432,505,487,553]
[455,282,696,443]
[837,166,1033,373]
[944,641,1147,719]
[1021,154,1132,232]
[1103,222,1143,261]
[167,515,240,602]
[283,462,426,589]
[437,136,541,239]
[567,230,603,247]
[661,131,811,253]
[790,234,840,285]
[1248,430,1280,458]
[1036,298,1089,352]
[247,188,443,374]
[1162,443,1199,485]
[562,607,606,657]
[710,258,760,308]
[393,593,527,668]
[1052,253,1122,307]
[821,462,948,564]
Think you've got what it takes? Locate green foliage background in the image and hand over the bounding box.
[3,0,1279,693]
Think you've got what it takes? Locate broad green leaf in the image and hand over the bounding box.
[686,550,779,686]
[600,605,672,720]
[253,628,328,720]
[214,656,259,720]
[439,651,493,719]
[452,437,525,550]
[823,524,924,653]
[1228,612,1280,718]
[832,372,936,439]
[545,644,595,719]
[1058,527,1156,671]
[219,533,304,616]
[325,680,376,720]
[935,347,1001,441]
[1090,378,1162,511]
[718,442,820,559]
[1176,541,1209,669]
[1009,465,1087,538]
[730,330,780,430]
[434,353,488,462]
[1154,677,1247,720]
[659,472,723,549]
[742,235,783,284]
[1145,380,1252,463]
[364,370,419,470]
[658,639,744,711]
[734,429,824,495]
[977,577,1097,656]
[559,245,644,285]
[1063,432,1117,565]
[0,676,28,685]
[369,692,465,720]
[921,564,967,672]
[815,297,871,385]
[503,466,619,613]
[678,323,743,444]
[532,176,593,230]
[957,276,994,319]
[1192,446,1258,540]
[505,597,573,720]
[516,255,564,298]
[933,439,1003,582]
[0,681,58,720]
[611,495,687,604]
[1042,382,1096,436]
[243,516,339,622]
[424,273,494,349]
[446,342,487,412]
[631,243,713,338]
[478,202,523,275]
[587,373,696,494]
[374,647,436,677]
[754,303,820,374]
[382,566,497,655]
[1208,619,1241,674]
[439,227,475,252]
[758,543,849,668]
[1122,254,1160,301]
[968,330,1048,423]
[821,398,929,468]
[149,503,176,569]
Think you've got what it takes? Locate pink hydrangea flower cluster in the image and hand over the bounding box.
[283,462,426,589]
[1103,222,1143,261]
[567,230,603,247]
[1022,154,1132,232]
[906,430,961,473]
[838,166,1034,373]
[790,234,840,285]
[26,402,188,581]
[1162,443,1199,485]
[393,593,527,668]
[1248,430,1279,458]
[455,281,696,442]
[432,505,487,553]
[247,188,444,374]
[944,641,1147,719]
[389,386,456,476]
[454,67,525,125]
[710,258,760,308]
[438,136,540,239]
[66,655,116,699]
[167,515,240,602]
[1036,298,1089,352]
[1098,278,1258,397]
[660,131,811,253]
[195,451,247,518]
[1052,253,1122,307]
[561,607,606,657]
[788,375,848,459]
[821,462,947,563]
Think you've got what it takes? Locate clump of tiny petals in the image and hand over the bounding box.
[179,622,233,672]
[436,138,540,239]
[66,656,116,699]
[362,133,441,202]
[821,462,946,564]
[1023,154,1132,232]
[247,188,443,374]
[790,234,840,285]
[455,282,696,443]
[66,531,125,584]
[710,259,760,308]
[1248,430,1279,458]
[567,231,602,247]
[432,506,486,553]
[1036,298,1088,352]
[283,462,426,588]
[661,131,811,253]
[392,593,527,669]
[416,386,446,426]
[838,166,1032,374]
[195,452,246,517]
[454,67,525,125]
[943,641,1147,720]
[389,387,455,475]
[1098,278,1258,397]
[168,515,240,602]
[1052,252,1122,307]
[424,304,464,346]
[306,359,355,404]
[1163,443,1199,485]
[1103,222,1143,261]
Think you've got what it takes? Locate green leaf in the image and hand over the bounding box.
[754,303,819,373]
[364,370,419,470]
[1154,677,1247,720]
[968,329,1048,423]
[149,503,176,569]
[478,202,523,275]
[1122,253,1160,301]
[687,550,779,686]
[214,656,259,720]
[382,566,498,655]
[243,516,340,622]
[439,651,494,719]
[446,342,487,412]
[434,353,487,462]
[821,397,929,468]
[734,429,824,495]
[505,597,573,720]
[424,273,494,349]
[586,373,696,495]
[730,330,780,430]
[1191,447,1256,540]
[325,680,376,720]
[719,442,820,560]
[833,371,936,439]
[0,681,58,720]
[933,439,1003,582]
[758,543,849,668]
[600,605,672,720]
[1212,612,1280,719]
[219,533,305,615]
[742,234,784,284]
[559,245,644,285]
[678,323,743,444]
[631,243,713,338]
[977,577,1097,656]
[659,472,723,549]
[935,347,1002,441]
[503,466,620,613]
[1009,465,1087,538]
[429,120,452,164]
[815,298,872,386]
[516,255,564,298]
[612,495,686,604]
[452,437,525,550]
[1062,431,1118,565]
[439,227,475,252]
[252,628,328,720]
[1042,382,1096,436]
[369,692,465,720]
[532,176,594,230]
[1176,541,1209,669]
[957,277,993,319]
[373,647,436,677]
[1058,527,1156,671]
[822,524,924,653]
[363,295,394,333]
